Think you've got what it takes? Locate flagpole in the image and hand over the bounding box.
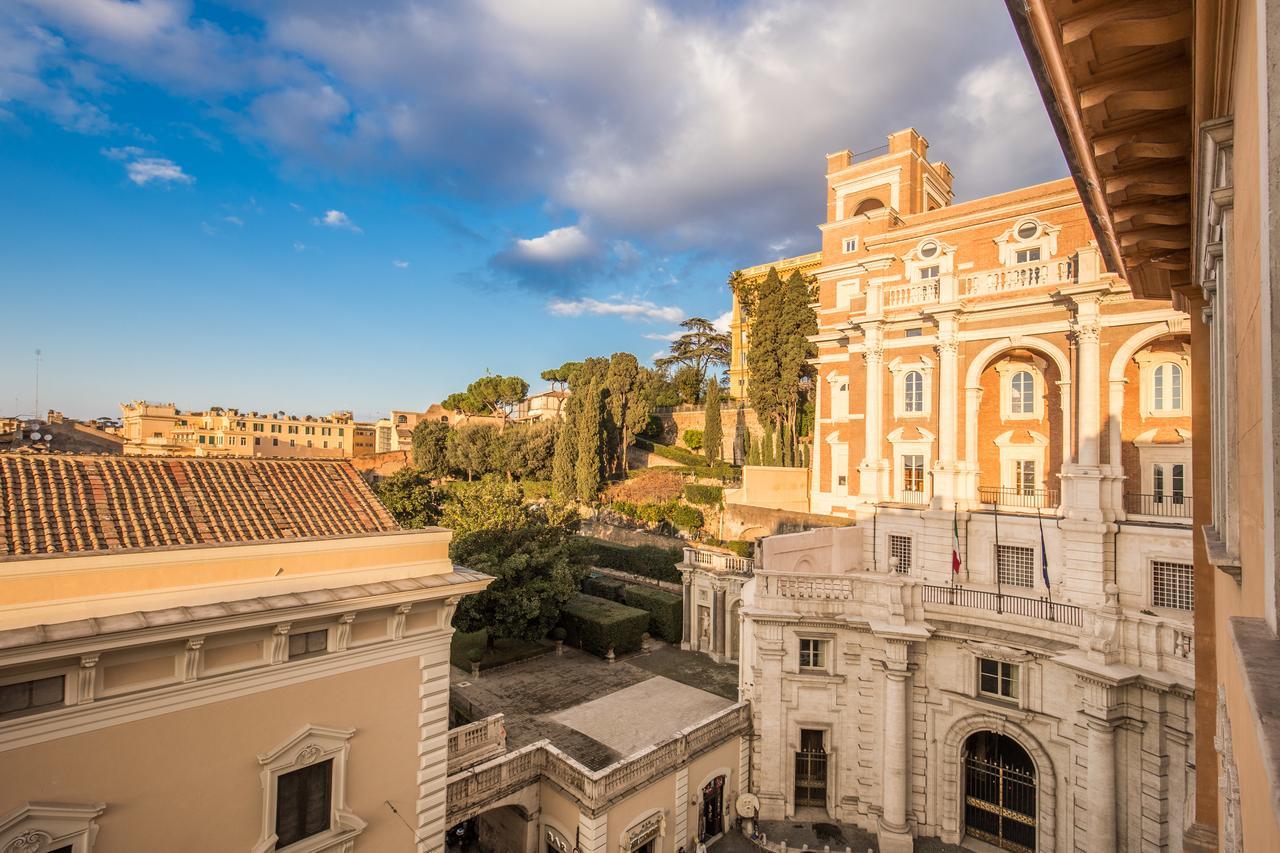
[993,493,1003,614]
[1037,506,1054,621]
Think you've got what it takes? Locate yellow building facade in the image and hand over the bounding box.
[120,401,374,459]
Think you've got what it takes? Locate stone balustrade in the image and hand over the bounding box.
[446,702,750,823]
[962,257,1077,296]
[447,713,507,773]
[683,547,755,576]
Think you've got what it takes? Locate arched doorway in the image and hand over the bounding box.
[699,775,726,841]
[963,731,1037,852]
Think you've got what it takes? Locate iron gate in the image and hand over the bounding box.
[964,749,1037,852]
[794,749,827,807]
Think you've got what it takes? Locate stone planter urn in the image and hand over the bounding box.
[605,646,616,664]
[551,627,566,656]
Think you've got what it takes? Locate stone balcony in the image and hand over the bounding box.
[682,546,755,576]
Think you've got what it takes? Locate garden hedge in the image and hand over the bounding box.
[582,574,626,602]
[683,484,724,506]
[581,539,683,583]
[623,584,683,644]
[559,593,650,657]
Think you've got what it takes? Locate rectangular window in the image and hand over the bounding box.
[1172,464,1185,504]
[306,440,313,448]
[996,544,1035,588]
[272,438,279,447]
[905,327,923,337]
[902,454,925,495]
[255,437,261,446]
[288,425,298,434]
[978,658,1019,700]
[1014,460,1037,495]
[0,675,65,720]
[275,759,333,847]
[288,629,329,660]
[836,474,847,487]
[889,534,912,574]
[1152,561,1194,610]
[798,638,827,670]
[842,236,858,253]
[918,265,940,280]
[289,439,296,447]
[338,428,345,436]
[1015,247,1042,264]
[1153,464,1166,503]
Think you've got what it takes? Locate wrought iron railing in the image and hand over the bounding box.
[978,486,1059,510]
[1123,492,1193,519]
[921,583,1082,627]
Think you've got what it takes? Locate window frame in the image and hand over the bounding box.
[977,657,1020,703]
[0,803,105,853]
[995,543,1036,589]
[888,533,913,574]
[1151,559,1195,612]
[254,726,365,853]
[797,637,830,673]
[842,236,858,254]
[995,360,1045,421]
[1133,348,1192,418]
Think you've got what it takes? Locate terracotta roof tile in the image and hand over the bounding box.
[0,454,399,558]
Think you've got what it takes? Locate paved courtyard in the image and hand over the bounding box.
[451,641,738,770]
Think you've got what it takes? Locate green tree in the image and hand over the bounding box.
[442,373,530,430]
[410,419,450,478]
[655,317,730,388]
[445,480,586,649]
[446,424,501,481]
[671,364,704,405]
[575,380,605,502]
[551,394,579,500]
[375,468,443,529]
[604,352,656,474]
[502,420,558,480]
[745,268,816,467]
[703,379,723,463]
[540,361,582,392]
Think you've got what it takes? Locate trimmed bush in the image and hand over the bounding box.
[582,574,626,602]
[559,593,650,657]
[580,539,683,584]
[723,539,752,558]
[682,429,704,451]
[623,584,683,643]
[684,484,724,506]
[667,503,704,532]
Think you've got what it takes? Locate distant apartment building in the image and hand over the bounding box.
[0,453,490,852]
[511,390,568,423]
[120,401,374,459]
[374,404,511,454]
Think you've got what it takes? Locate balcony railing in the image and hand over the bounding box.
[962,258,1076,296]
[1124,492,1193,520]
[921,584,1082,627]
[978,486,1059,510]
[447,713,507,774]
[896,489,929,506]
[883,279,939,309]
[683,547,754,576]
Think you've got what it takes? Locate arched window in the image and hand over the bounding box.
[1011,371,1035,415]
[854,197,885,216]
[904,371,923,413]
[1152,362,1183,411]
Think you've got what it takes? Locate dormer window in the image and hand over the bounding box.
[1014,247,1042,264]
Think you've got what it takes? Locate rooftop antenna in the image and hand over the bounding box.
[33,348,42,419]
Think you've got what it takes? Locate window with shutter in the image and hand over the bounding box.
[275,759,333,848]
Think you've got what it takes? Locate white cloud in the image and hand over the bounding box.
[547,297,683,324]
[643,329,684,342]
[223,215,243,226]
[392,259,409,268]
[102,146,192,186]
[314,209,361,233]
[711,310,732,333]
[292,241,306,252]
[512,225,593,264]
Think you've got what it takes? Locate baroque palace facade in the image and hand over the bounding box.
[686,129,1198,852]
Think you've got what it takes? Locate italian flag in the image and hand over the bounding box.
[951,511,962,575]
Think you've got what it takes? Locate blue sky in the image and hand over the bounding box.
[0,1,1067,421]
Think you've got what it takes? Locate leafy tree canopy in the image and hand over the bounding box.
[442,373,529,427]
[410,419,451,478]
[375,468,444,529]
[655,317,730,387]
[540,361,583,391]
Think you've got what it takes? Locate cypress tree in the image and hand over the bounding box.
[761,423,775,466]
[779,421,792,467]
[575,382,605,503]
[551,395,579,500]
[703,379,723,464]
[746,435,760,466]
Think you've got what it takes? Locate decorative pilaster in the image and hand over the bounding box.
[674,765,689,849]
[1071,312,1103,467]
[681,573,693,651]
[753,620,787,819]
[934,322,960,507]
[415,634,454,853]
[859,323,888,502]
[77,654,100,704]
[183,637,205,682]
[712,587,726,658]
[1079,674,1120,853]
[878,639,913,853]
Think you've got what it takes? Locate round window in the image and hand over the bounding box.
[919,241,939,259]
[1016,221,1039,240]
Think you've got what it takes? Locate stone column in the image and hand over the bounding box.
[681,573,693,651]
[1072,302,1103,467]
[712,587,726,658]
[1080,674,1119,852]
[754,622,787,819]
[935,318,959,507]
[859,323,886,502]
[878,639,913,853]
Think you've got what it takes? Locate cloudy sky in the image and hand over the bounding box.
[0,0,1066,420]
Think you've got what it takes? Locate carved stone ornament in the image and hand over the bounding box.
[3,832,53,853]
[621,811,665,849]
[296,744,324,766]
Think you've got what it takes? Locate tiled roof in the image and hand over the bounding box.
[0,454,399,558]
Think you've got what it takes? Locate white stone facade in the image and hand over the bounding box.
[735,526,1194,852]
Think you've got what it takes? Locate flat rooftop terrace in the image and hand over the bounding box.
[450,641,738,770]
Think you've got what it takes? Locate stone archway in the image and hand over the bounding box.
[940,714,1057,853]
